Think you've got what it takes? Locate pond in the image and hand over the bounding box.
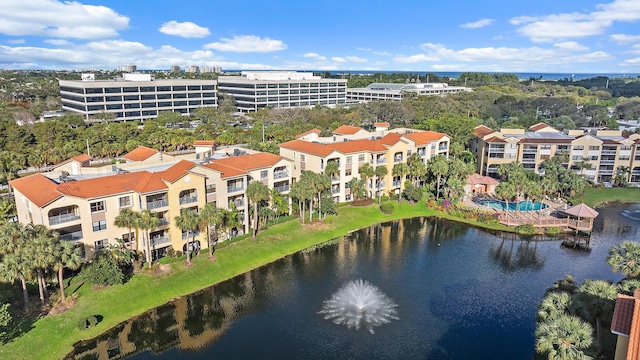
[66,204,640,360]
[476,199,548,211]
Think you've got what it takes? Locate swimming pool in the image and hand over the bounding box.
[477,199,548,211]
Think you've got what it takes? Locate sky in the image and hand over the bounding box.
[0,0,639,74]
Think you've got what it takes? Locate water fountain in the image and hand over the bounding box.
[319,279,399,334]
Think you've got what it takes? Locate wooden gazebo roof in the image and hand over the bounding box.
[564,203,599,218]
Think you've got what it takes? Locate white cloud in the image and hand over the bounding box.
[0,0,129,39]
[510,0,640,42]
[460,18,493,29]
[553,41,589,51]
[345,56,367,63]
[44,39,72,46]
[204,35,286,52]
[159,21,210,38]
[7,39,24,44]
[394,54,439,63]
[610,33,640,44]
[332,57,346,63]
[303,52,326,61]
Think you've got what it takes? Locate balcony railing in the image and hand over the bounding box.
[182,230,200,240]
[274,184,290,192]
[394,157,403,163]
[602,150,617,155]
[331,175,340,182]
[523,148,538,153]
[150,234,170,246]
[49,213,81,226]
[227,185,244,193]
[599,160,615,165]
[179,196,198,205]
[438,146,448,151]
[393,180,401,187]
[418,151,426,157]
[60,231,83,241]
[229,200,245,209]
[157,218,169,226]
[521,158,536,163]
[147,199,168,210]
[273,171,289,179]
[331,188,340,194]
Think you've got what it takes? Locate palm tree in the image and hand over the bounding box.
[114,208,137,251]
[358,163,375,198]
[392,163,409,203]
[225,203,242,240]
[137,209,159,268]
[53,240,82,302]
[575,280,617,353]
[428,155,449,199]
[0,253,32,313]
[374,165,388,203]
[406,153,426,187]
[537,292,578,322]
[199,203,226,259]
[495,181,517,223]
[27,225,57,303]
[574,159,592,178]
[174,209,199,265]
[607,240,640,278]
[324,160,340,183]
[535,314,593,360]
[246,181,270,240]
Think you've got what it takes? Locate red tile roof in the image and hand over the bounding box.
[333,125,363,135]
[282,132,423,157]
[485,136,506,143]
[193,140,215,146]
[374,122,390,127]
[403,131,447,145]
[213,153,284,171]
[72,154,93,163]
[612,294,636,336]
[160,160,197,183]
[9,174,61,207]
[279,139,339,157]
[474,125,494,138]
[295,128,321,139]
[122,146,159,162]
[466,173,499,185]
[530,122,551,131]
[57,172,159,199]
[203,162,247,179]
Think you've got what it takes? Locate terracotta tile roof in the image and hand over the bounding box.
[530,122,551,131]
[203,162,247,179]
[403,131,447,145]
[612,294,636,336]
[333,125,363,135]
[122,146,159,162]
[474,125,494,138]
[295,128,321,139]
[193,140,215,146]
[485,136,506,143]
[519,138,573,144]
[160,160,197,183]
[374,122,390,127]
[466,173,499,185]
[9,174,61,207]
[629,302,640,360]
[282,133,407,157]
[213,153,284,171]
[56,172,163,199]
[280,139,338,157]
[72,154,92,162]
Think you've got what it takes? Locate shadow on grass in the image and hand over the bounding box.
[1,314,37,345]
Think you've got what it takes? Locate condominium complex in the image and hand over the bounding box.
[217,71,347,113]
[10,146,292,260]
[280,124,450,202]
[59,73,217,122]
[346,82,472,103]
[471,123,640,183]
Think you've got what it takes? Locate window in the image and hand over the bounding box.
[358,154,365,162]
[345,169,352,177]
[122,232,135,243]
[119,196,131,208]
[260,170,268,179]
[540,145,551,150]
[407,150,412,157]
[90,201,105,213]
[206,184,216,194]
[572,145,584,151]
[620,155,631,161]
[94,239,107,251]
[300,154,306,162]
[571,155,583,161]
[346,156,352,164]
[92,220,107,232]
[588,146,600,151]
[345,194,352,201]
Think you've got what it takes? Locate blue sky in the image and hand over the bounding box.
[0,0,639,73]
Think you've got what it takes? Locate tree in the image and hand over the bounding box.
[246,181,270,240]
[535,314,594,360]
[27,225,57,303]
[198,203,226,259]
[78,252,125,286]
[53,240,82,302]
[174,209,199,265]
[428,155,449,199]
[324,160,340,182]
[406,153,426,186]
[137,209,159,268]
[0,253,31,313]
[358,163,375,198]
[606,240,640,278]
[574,160,592,178]
[347,177,365,202]
[495,181,517,222]
[114,208,137,251]
[392,163,409,203]
[575,280,617,353]
[374,166,388,203]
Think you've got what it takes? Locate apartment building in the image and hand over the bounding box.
[59,73,217,122]
[280,125,449,202]
[10,147,292,260]
[471,123,640,183]
[346,82,472,104]
[217,71,347,113]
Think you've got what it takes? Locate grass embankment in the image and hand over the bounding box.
[3,201,496,360]
[573,187,640,208]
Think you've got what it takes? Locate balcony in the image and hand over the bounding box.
[274,184,290,192]
[273,170,289,179]
[393,180,401,187]
[60,231,83,241]
[147,199,168,210]
[182,230,200,240]
[331,188,340,194]
[150,234,171,246]
[179,196,198,205]
[418,150,426,157]
[227,185,244,193]
[521,157,536,163]
[602,150,617,155]
[523,148,538,153]
[331,175,340,182]
[438,146,448,151]
[157,218,169,226]
[229,200,245,209]
[599,160,615,165]
[394,156,403,163]
[49,213,81,226]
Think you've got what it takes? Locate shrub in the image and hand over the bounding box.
[77,315,100,330]
[516,224,537,235]
[402,182,423,203]
[351,198,374,206]
[545,227,560,236]
[380,202,394,214]
[323,215,334,224]
[380,195,390,202]
[78,253,125,286]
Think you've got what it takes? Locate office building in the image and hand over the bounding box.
[59,73,217,122]
[217,71,348,113]
[346,82,472,103]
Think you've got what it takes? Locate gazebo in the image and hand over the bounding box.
[560,203,599,247]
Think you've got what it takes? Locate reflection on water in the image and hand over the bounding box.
[66,206,637,360]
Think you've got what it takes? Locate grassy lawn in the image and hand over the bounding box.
[573,187,640,208]
[1,201,465,360]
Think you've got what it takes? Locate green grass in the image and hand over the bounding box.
[573,187,640,208]
[1,201,450,360]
